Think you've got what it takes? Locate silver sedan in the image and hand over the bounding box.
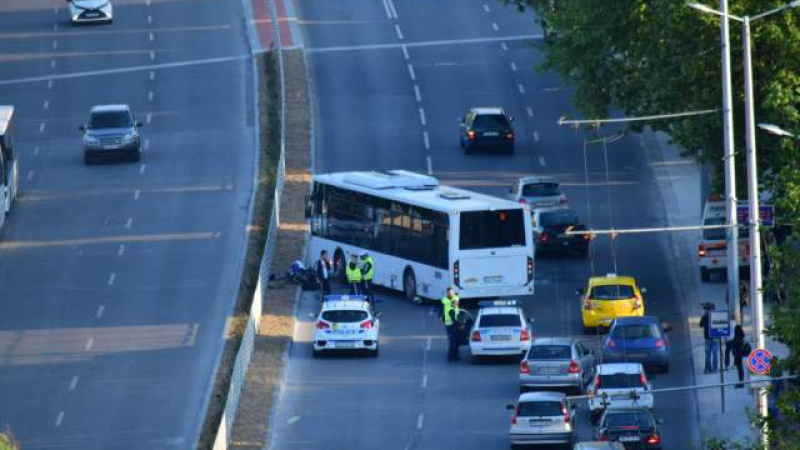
[519,337,596,394]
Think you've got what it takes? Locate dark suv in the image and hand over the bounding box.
[459,107,515,154]
[80,104,142,164]
[532,208,590,257]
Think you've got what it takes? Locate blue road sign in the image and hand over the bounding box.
[737,205,775,227]
[709,310,731,338]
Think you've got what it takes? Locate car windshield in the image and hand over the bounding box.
[518,401,563,417]
[591,284,634,300]
[479,314,521,328]
[703,217,749,240]
[522,182,561,198]
[89,111,132,129]
[604,411,654,428]
[528,345,571,360]
[599,373,644,389]
[611,324,660,339]
[459,209,526,249]
[322,310,368,323]
[540,211,579,228]
[472,114,509,130]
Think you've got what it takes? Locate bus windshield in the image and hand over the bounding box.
[459,209,525,250]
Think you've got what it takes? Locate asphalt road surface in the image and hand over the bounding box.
[0,1,254,448]
[270,1,702,449]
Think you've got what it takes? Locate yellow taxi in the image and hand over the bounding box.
[578,274,645,332]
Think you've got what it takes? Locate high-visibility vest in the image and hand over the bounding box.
[361,257,375,281]
[346,263,362,283]
[441,296,453,326]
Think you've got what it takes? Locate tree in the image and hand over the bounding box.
[0,431,19,450]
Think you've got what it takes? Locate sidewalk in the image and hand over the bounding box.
[642,128,789,446]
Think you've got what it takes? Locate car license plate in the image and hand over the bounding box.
[335,341,356,348]
[103,145,118,150]
[529,419,549,426]
[539,366,560,374]
[490,335,511,341]
[85,11,101,17]
[612,395,631,400]
[619,436,640,442]
[484,275,502,284]
[483,131,500,137]
[628,353,648,358]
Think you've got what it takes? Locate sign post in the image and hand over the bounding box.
[709,310,732,413]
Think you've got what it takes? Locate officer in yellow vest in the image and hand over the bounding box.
[346,253,362,295]
[359,251,375,300]
[441,287,460,361]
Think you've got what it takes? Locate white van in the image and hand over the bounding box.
[698,197,749,282]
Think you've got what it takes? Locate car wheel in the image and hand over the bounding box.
[579,248,589,258]
[131,149,141,162]
[700,267,711,282]
[459,136,465,148]
[370,345,379,358]
[583,326,596,336]
[84,154,94,165]
[660,362,670,373]
[470,354,481,365]
[311,348,320,358]
[403,268,417,301]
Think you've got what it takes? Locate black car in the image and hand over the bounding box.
[459,107,515,154]
[596,408,662,450]
[532,208,590,257]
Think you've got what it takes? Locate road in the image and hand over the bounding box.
[270,0,702,449]
[0,1,254,449]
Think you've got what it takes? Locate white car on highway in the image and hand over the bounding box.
[507,391,576,448]
[68,0,113,24]
[312,295,380,357]
[469,300,532,362]
[588,363,654,423]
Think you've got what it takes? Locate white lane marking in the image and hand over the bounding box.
[134,189,140,200]
[34,146,40,155]
[144,140,150,150]
[418,107,426,126]
[146,0,150,5]
[425,337,432,351]
[401,45,409,60]
[483,4,490,12]
[517,84,526,94]
[26,171,34,181]
[108,273,116,286]
[395,24,404,40]
[97,305,105,318]
[421,373,428,388]
[149,71,155,81]
[510,61,517,71]
[52,41,58,50]
[47,79,53,89]
[414,85,421,102]
[501,42,508,51]
[539,156,546,167]
[125,217,133,229]
[147,15,153,24]
[140,163,146,174]
[53,23,58,31]
[533,131,540,142]
[50,59,56,69]
[53,5,58,14]
[55,411,64,426]
[117,244,125,256]
[308,34,542,54]
[43,100,49,110]
[287,416,300,425]
[526,106,534,117]
[150,50,155,60]
[149,32,155,42]
[39,123,45,133]
[407,64,416,80]
[492,22,499,32]
[423,131,430,150]
[146,113,152,124]
[417,413,424,430]
[85,337,94,351]
[148,91,154,101]
[69,376,79,391]
[387,0,398,18]
[426,156,433,175]
[381,0,392,18]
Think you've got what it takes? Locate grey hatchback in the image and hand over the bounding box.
[520,337,596,394]
[80,104,142,164]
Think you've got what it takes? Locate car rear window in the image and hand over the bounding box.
[591,284,634,300]
[322,310,368,323]
[522,183,561,198]
[611,324,661,339]
[472,114,509,130]
[459,209,526,250]
[604,411,654,428]
[540,211,579,228]
[518,401,563,417]
[599,373,643,388]
[89,111,133,129]
[528,345,571,360]
[479,314,521,328]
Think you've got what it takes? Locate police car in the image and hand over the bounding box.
[469,300,532,363]
[312,295,380,357]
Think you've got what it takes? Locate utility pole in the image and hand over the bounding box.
[720,0,741,325]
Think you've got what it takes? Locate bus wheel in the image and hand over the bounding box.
[334,249,346,282]
[403,268,417,301]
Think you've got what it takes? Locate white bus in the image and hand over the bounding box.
[0,106,19,228]
[306,170,535,301]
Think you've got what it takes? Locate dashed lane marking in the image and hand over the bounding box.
[287,416,300,425]
[143,140,150,150]
[149,32,154,42]
[146,113,152,124]
[26,171,33,181]
[423,131,430,150]
[501,42,508,51]
[492,22,499,32]
[150,50,155,60]
[85,337,94,351]
[414,85,421,102]
[107,273,116,286]
[307,35,542,54]
[125,217,133,229]
[533,131,539,142]
[140,164,146,174]
[395,24,404,40]
[407,64,416,80]
[510,61,517,71]
[148,91,154,101]
[38,123,45,133]
[134,189,140,200]
[50,59,55,69]
[43,100,49,110]
[421,373,428,388]
[401,45,409,60]
[149,71,155,81]
[382,0,398,19]
[426,337,432,351]
[526,106,534,117]
[539,156,546,167]
[147,15,153,24]
[97,305,105,317]
[47,79,53,89]
[417,414,424,430]
[52,41,58,50]
[34,146,40,155]
[517,83,525,94]
[483,4,490,12]
[426,156,432,175]
[55,411,64,427]
[419,107,426,126]
[69,376,78,391]
[117,244,125,256]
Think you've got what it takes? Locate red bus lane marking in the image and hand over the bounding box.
[252,0,274,50]
[274,0,294,47]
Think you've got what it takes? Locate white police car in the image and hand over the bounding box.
[313,295,380,357]
[469,300,532,363]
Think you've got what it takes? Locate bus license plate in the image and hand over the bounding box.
[484,276,502,284]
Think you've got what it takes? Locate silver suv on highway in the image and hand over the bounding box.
[80,105,142,164]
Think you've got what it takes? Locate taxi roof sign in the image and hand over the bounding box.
[478,299,520,308]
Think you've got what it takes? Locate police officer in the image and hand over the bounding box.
[346,253,362,295]
[359,251,375,300]
[441,287,460,361]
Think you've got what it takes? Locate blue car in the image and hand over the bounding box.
[602,316,670,373]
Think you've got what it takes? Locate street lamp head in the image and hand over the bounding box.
[687,2,720,14]
[758,123,796,138]
[790,0,800,8]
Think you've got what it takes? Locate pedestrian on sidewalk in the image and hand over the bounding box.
[315,250,332,296]
[699,304,719,373]
[725,325,747,387]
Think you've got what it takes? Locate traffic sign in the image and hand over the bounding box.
[737,205,775,227]
[747,348,772,375]
[709,311,731,338]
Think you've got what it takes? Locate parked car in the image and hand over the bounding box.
[520,337,596,394]
[507,391,576,448]
[312,295,380,357]
[588,363,654,423]
[603,316,671,373]
[508,176,567,208]
[531,208,590,257]
[459,107,515,154]
[595,408,663,449]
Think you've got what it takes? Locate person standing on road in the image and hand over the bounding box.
[699,305,719,373]
[725,325,747,387]
[441,287,460,362]
[346,253,362,296]
[359,251,375,300]
[315,250,332,296]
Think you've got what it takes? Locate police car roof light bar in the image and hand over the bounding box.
[322,294,369,302]
[478,299,520,308]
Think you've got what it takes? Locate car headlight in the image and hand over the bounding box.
[84,135,100,144]
[122,133,137,143]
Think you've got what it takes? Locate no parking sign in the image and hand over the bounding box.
[747,348,772,375]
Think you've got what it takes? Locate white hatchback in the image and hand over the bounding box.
[507,391,576,448]
[68,0,113,24]
[469,300,532,362]
[588,363,654,422]
[312,295,379,357]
